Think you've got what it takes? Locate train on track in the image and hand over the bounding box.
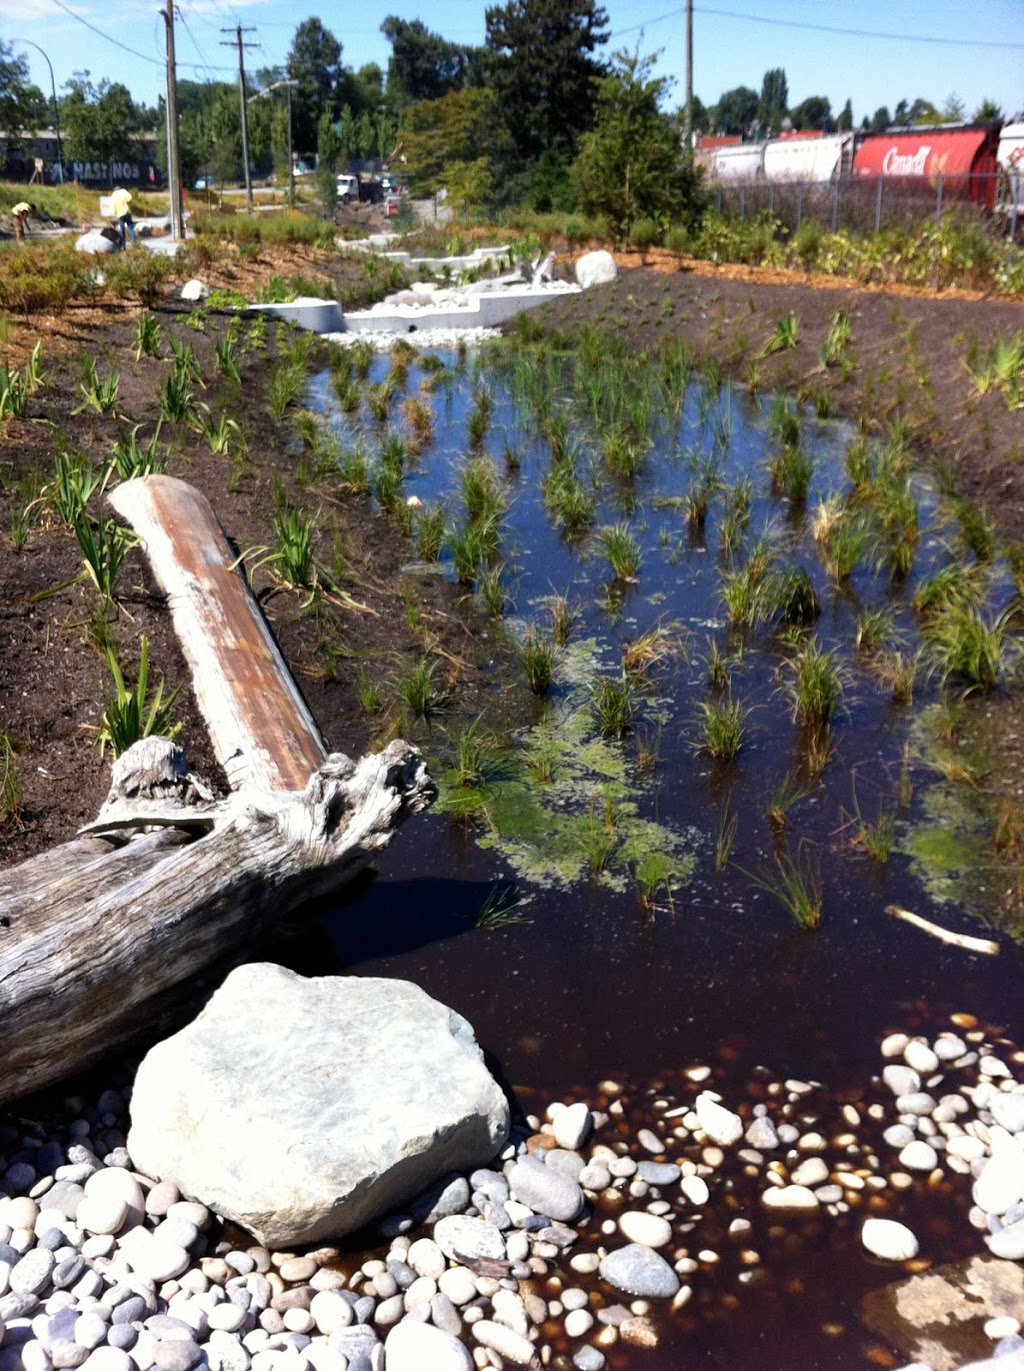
[695,122,1024,214]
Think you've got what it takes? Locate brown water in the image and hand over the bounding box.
[295,345,1024,1368]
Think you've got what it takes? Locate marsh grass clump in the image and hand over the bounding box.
[134,313,162,360]
[820,309,853,368]
[74,360,119,417]
[460,458,505,527]
[848,784,897,862]
[912,560,986,617]
[268,363,307,422]
[747,840,822,929]
[336,439,372,495]
[684,460,723,532]
[110,424,166,480]
[873,477,919,580]
[923,602,1017,693]
[543,463,594,532]
[767,391,800,450]
[214,335,241,385]
[76,515,134,603]
[758,312,800,359]
[954,499,995,562]
[355,672,382,715]
[591,673,635,739]
[601,427,649,482]
[597,522,641,583]
[449,718,506,788]
[415,504,446,561]
[855,606,898,654]
[268,505,314,587]
[781,638,847,727]
[622,622,681,679]
[721,536,774,628]
[764,565,820,626]
[478,564,507,618]
[396,656,444,720]
[44,451,100,527]
[96,636,180,758]
[521,626,558,695]
[768,444,814,505]
[715,802,737,871]
[877,649,922,705]
[548,591,579,646]
[159,368,195,424]
[0,726,21,825]
[697,693,747,761]
[765,771,810,830]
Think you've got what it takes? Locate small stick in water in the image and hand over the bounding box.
[885,905,1000,956]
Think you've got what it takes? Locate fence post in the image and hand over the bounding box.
[831,182,839,235]
[716,185,722,216]
[874,178,883,235]
[796,182,803,233]
[935,173,944,227]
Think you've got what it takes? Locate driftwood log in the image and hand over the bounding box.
[0,478,436,1103]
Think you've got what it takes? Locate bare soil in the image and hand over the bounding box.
[2,249,1022,869]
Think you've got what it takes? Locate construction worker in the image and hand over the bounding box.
[109,187,136,249]
[11,202,31,241]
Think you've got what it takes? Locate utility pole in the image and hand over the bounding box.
[683,0,694,155]
[221,24,258,213]
[160,5,185,241]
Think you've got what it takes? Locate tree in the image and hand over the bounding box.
[757,67,788,135]
[789,96,832,131]
[381,17,473,109]
[837,99,853,132]
[485,0,609,163]
[941,92,966,123]
[401,87,496,195]
[907,97,940,125]
[61,75,150,185]
[354,64,384,112]
[869,106,890,134]
[286,19,344,154]
[893,99,910,126]
[571,50,704,240]
[973,98,1004,123]
[0,41,46,141]
[711,85,757,136]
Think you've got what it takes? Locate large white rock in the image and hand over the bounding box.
[127,964,510,1247]
[695,1092,743,1146]
[862,1218,919,1261]
[574,250,617,289]
[74,230,118,255]
[180,279,210,302]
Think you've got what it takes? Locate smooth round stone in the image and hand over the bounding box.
[82,1171,143,1227]
[934,1036,966,1061]
[862,1218,919,1261]
[947,1135,987,1163]
[986,1219,1024,1261]
[6,1197,39,1231]
[121,1234,190,1284]
[278,1259,317,1285]
[900,1141,939,1172]
[985,1316,1021,1340]
[282,1308,313,1334]
[166,1203,209,1230]
[883,1125,916,1149]
[762,1185,818,1211]
[507,1161,584,1224]
[52,1257,86,1292]
[4,1163,37,1194]
[152,1341,202,1371]
[573,1349,606,1371]
[406,1239,445,1281]
[437,1268,477,1308]
[680,1176,709,1207]
[472,1319,537,1365]
[565,1309,594,1338]
[991,1094,1024,1135]
[83,1351,133,1371]
[637,1163,678,1188]
[144,1184,180,1220]
[207,1305,247,1334]
[105,1328,136,1353]
[745,1118,778,1150]
[385,1321,472,1370]
[76,1197,127,1239]
[12,1249,56,1296]
[552,1104,592,1153]
[308,1290,352,1337]
[617,1213,672,1249]
[154,1220,198,1252]
[904,1041,939,1074]
[974,1152,1024,1216]
[578,1165,612,1193]
[881,1034,909,1059]
[74,1313,108,1351]
[599,1245,679,1299]
[695,1095,742,1147]
[562,1289,589,1312]
[429,1292,461,1337]
[896,1093,937,1117]
[882,1066,920,1097]
[432,1216,505,1263]
[636,1129,664,1155]
[51,1342,89,1369]
[790,1159,829,1189]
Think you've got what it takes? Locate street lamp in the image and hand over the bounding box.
[13,38,63,184]
[249,79,298,203]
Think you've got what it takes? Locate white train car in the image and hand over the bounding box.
[762,133,854,183]
[708,142,765,180]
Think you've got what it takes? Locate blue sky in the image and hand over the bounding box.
[5,0,1023,125]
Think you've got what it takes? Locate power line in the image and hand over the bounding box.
[611,2,1024,49]
[48,0,164,67]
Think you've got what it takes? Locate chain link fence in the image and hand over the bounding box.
[710,173,1021,241]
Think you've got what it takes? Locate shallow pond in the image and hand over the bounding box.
[298,336,1024,1368]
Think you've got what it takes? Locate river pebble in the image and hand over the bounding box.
[617,1213,672,1248]
[861,1218,919,1261]
[599,1245,679,1299]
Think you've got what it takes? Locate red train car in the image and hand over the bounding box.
[852,127,1000,209]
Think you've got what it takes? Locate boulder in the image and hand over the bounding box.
[574,250,617,289]
[75,229,118,255]
[180,279,210,302]
[127,964,510,1247]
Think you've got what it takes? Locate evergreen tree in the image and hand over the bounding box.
[286,19,344,155]
[484,0,609,164]
[711,86,758,137]
[757,68,788,135]
[837,99,853,132]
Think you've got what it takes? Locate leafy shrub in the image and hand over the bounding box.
[629,218,660,253]
[0,243,96,314]
[103,249,174,308]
